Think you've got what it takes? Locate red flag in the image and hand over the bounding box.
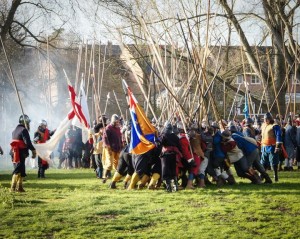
[67,84,90,128]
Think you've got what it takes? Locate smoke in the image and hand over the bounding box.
[0,48,73,170]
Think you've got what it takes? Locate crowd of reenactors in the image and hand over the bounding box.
[6,111,300,193]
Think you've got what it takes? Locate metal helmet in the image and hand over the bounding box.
[229,125,237,133]
[245,117,254,126]
[221,130,231,140]
[264,112,273,120]
[19,114,31,125]
[40,119,47,127]
[211,121,220,129]
[111,114,119,124]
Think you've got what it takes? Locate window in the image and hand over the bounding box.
[236,75,244,84]
[250,75,261,85]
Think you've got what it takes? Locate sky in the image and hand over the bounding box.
[20,0,299,46]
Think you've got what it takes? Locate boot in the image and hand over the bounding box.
[155,178,162,189]
[123,181,129,189]
[216,176,226,187]
[274,167,279,182]
[261,172,272,184]
[111,172,123,182]
[226,175,236,185]
[109,181,117,189]
[123,174,131,189]
[185,179,195,189]
[37,168,41,178]
[138,175,150,189]
[16,174,25,193]
[40,168,45,178]
[127,172,140,190]
[148,173,160,190]
[204,176,212,185]
[253,172,263,184]
[10,174,18,192]
[102,169,108,183]
[245,172,262,184]
[172,178,179,192]
[197,178,206,188]
[165,179,172,192]
[109,172,123,189]
[180,175,188,188]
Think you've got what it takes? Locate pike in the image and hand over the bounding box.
[113,90,123,117]
[104,92,110,115]
[177,13,222,124]
[0,36,27,128]
[134,15,189,117]
[119,42,158,121]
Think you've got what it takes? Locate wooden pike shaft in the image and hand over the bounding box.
[113,90,123,117]
[0,36,26,126]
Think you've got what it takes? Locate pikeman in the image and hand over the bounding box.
[92,115,107,179]
[260,112,283,182]
[33,120,55,178]
[243,118,259,138]
[189,124,207,188]
[220,130,262,184]
[109,121,134,189]
[10,114,36,192]
[176,121,197,189]
[102,114,123,183]
[159,122,182,192]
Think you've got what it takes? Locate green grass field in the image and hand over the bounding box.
[0,168,300,239]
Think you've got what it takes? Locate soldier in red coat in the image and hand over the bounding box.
[33,120,55,178]
[176,122,198,189]
[10,114,36,192]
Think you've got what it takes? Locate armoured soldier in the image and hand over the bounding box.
[61,125,77,169]
[10,114,36,192]
[33,120,55,178]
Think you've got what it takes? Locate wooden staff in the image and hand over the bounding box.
[86,41,94,97]
[227,83,242,121]
[0,36,26,128]
[240,46,255,117]
[99,44,107,106]
[104,92,110,115]
[113,90,123,117]
[133,17,188,117]
[75,42,83,93]
[177,14,221,124]
[45,35,53,123]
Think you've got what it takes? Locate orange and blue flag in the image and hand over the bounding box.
[122,80,157,155]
